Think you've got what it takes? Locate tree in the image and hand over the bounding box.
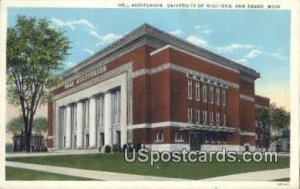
[6,117,24,137]
[33,117,48,135]
[269,104,290,144]
[256,107,271,130]
[7,16,70,152]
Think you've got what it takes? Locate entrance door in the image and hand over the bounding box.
[86,134,89,148]
[190,132,202,151]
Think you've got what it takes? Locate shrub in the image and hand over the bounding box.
[104,145,111,153]
[5,143,13,153]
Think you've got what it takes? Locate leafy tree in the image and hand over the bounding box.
[270,104,290,142]
[6,117,24,137]
[7,16,70,152]
[256,107,271,130]
[33,117,48,135]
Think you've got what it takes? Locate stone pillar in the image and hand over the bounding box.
[65,105,71,149]
[76,101,83,148]
[104,91,112,147]
[89,96,96,148]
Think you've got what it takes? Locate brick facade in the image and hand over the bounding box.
[48,24,270,152]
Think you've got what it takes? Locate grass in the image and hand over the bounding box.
[6,167,91,180]
[6,153,290,180]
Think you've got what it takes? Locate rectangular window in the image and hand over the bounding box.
[195,82,200,101]
[209,86,214,104]
[203,110,207,124]
[96,95,104,127]
[222,89,226,106]
[209,112,214,125]
[83,100,89,128]
[202,84,207,103]
[196,109,201,124]
[188,80,193,100]
[155,130,164,142]
[216,112,220,126]
[174,132,184,142]
[216,88,220,105]
[187,108,193,123]
[223,113,226,126]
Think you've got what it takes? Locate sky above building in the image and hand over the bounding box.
[7,8,291,110]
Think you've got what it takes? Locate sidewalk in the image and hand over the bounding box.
[6,150,99,158]
[6,161,289,181]
[6,161,187,181]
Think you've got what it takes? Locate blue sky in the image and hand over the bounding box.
[7,8,291,109]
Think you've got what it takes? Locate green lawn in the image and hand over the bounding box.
[6,153,289,180]
[6,167,91,180]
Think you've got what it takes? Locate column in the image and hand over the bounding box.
[89,96,96,148]
[76,101,83,148]
[65,105,71,149]
[104,91,112,147]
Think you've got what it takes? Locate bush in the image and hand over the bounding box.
[6,143,13,153]
[104,145,111,153]
[113,144,121,153]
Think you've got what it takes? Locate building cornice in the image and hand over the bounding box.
[61,23,260,81]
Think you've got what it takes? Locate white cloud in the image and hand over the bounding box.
[186,35,208,47]
[89,30,101,40]
[216,43,254,54]
[195,25,201,29]
[194,25,212,35]
[201,29,212,35]
[170,29,183,36]
[89,30,122,45]
[234,58,248,65]
[64,61,76,68]
[51,18,95,30]
[101,33,122,44]
[246,49,263,59]
[83,48,94,55]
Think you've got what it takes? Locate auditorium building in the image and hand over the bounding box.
[47,24,270,152]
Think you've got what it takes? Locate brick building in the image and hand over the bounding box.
[47,24,270,152]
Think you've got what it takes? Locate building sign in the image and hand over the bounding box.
[64,66,107,89]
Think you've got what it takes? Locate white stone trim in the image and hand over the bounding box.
[146,144,190,152]
[132,63,239,89]
[255,104,269,109]
[150,45,240,73]
[239,131,256,136]
[239,94,255,102]
[128,122,192,129]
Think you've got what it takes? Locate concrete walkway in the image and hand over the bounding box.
[6,161,187,181]
[6,161,289,181]
[201,168,289,181]
[6,150,99,158]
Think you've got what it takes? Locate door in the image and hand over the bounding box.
[190,132,202,151]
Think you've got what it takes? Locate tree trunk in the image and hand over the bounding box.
[25,131,31,152]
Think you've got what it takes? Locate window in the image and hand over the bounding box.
[202,84,207,102]
[155,130,164,142]
[188,80,193,100]
[196,109,201,124]
[209,86,214,104]
[223,113,226,126]
[83,100,89,128]
[195,82,200,101]
[112,89,121,126]
[216,88,220,105]
[174,132,184,142]
[216,112,220,126]
[209,112,214,125]
[96,96,104,127]
[203,110,207,124]
[222,89,226,106]
[188,108,193,123]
